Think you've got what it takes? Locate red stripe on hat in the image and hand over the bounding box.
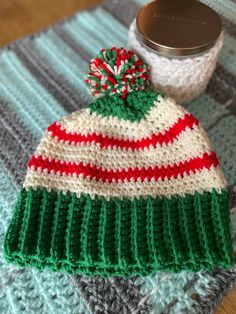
[47,113,199,151]
[28,152,219,183]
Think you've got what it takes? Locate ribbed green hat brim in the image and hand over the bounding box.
[4,187,233,277]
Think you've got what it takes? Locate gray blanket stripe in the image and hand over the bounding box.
[72,275,150,314]
[215,63,236,99]
[193,267,236,314]
[206,71,236,117]
[0,101,37,187]
[206,112,232,131]
[53,26,91,63]
[11,40,89,113]
[102,0,139,27]
[109,277,151,313]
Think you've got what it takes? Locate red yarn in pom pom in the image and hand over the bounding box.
[85,47,151,99]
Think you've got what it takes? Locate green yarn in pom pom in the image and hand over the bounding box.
[85,47,151,99]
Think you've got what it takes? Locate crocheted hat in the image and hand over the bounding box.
[4,47,233,277]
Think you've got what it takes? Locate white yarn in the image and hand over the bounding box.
[128,21,224,103]
[23,96,227,200]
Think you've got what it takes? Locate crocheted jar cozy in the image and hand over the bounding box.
[4,47,233,277]
[128,21,224,103]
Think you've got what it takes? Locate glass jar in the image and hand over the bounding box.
[128,0,223,103]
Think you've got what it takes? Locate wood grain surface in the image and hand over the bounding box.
[0,0,235,313]
[0,0,103,46]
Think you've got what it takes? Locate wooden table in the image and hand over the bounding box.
[0,0,103,47]
[0,0,235,313]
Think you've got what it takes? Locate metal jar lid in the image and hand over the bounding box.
[136,0,222,57]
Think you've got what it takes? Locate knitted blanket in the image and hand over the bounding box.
[0,0,235,313]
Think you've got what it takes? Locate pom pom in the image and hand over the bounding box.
[85,47,151,99]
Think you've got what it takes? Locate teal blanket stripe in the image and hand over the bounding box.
[0,0,235,313]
